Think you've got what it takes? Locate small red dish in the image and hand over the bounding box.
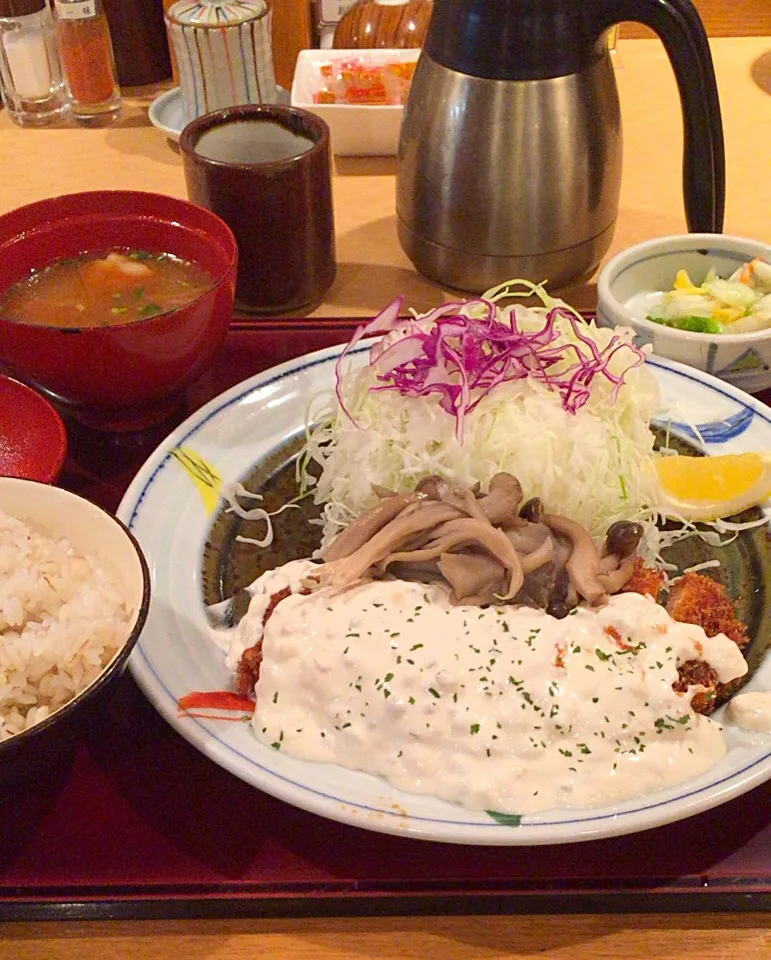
[0,375,68,483]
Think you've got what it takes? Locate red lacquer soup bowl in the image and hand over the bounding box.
[0,191,237,431]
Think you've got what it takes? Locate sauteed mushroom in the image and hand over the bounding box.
[604,520,644,559]
[319,473,642,611]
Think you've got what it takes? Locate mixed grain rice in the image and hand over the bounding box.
[0,508,130,740]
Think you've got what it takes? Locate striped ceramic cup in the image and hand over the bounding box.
[165,0,277,123]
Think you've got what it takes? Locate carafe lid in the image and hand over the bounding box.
[424,0,604,81]
[0,0,46,16]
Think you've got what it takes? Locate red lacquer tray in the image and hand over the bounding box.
[2,317,771,921]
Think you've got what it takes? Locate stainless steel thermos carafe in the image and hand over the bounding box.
[396,0,725,292]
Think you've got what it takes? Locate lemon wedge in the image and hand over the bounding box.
[655,452,771,521]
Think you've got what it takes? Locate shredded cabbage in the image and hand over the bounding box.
[300,281,663,554]
[221,483,300,547]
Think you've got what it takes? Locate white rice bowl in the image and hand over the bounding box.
[0,478,149,744]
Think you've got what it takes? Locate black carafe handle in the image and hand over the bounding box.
[593,0,725,233]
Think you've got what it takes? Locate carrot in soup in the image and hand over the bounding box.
[0,248,214,329]
[77,253,155,299]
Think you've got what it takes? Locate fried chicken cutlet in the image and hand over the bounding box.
[625,566,749,714]
[667,571,749,714]
[667,572,748,650]
[238,567,750,716]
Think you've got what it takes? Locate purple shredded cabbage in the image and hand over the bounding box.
[335,296,646,439]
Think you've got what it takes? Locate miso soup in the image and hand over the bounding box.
[0,248,215,328]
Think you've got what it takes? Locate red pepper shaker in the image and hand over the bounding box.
[53,0,121,122]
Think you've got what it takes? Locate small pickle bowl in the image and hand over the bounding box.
[0,375,68,484]
[291,48,419,156]
[0,191,238,432]
[597,234,771,394]
[0,478,150,784]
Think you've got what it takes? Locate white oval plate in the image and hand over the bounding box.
[117,345,771,845]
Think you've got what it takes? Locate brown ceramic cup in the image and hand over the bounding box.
[179,105,336,314]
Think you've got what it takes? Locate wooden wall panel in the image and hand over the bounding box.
[270,1,770,92]
[271,0,312,90]
[621,0,771,38]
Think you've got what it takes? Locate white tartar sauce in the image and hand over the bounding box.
[726,692,771,733]
[230,560,748,814]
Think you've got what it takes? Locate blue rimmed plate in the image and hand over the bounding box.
[117,345,771,845]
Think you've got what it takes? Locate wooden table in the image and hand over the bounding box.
[1,35,771,960]
[1,37,770,318]
[3,913,771,959]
